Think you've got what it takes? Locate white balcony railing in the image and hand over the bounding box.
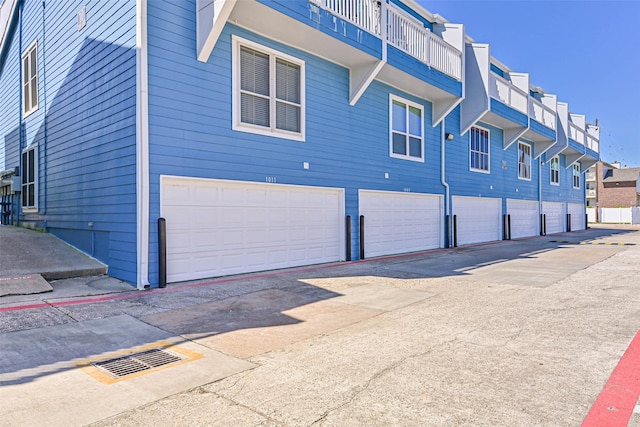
[586,171,596,181]
[586,134,599,153]
[568,122,585,145]
[386,5,462,81]
[315,0,381,35]
[313,0,463,81]
[489,72,528,115]
[528,97,556,130]
[586,189,596,198]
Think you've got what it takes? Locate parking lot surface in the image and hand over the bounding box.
[1,225,640,426]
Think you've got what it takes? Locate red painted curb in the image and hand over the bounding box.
[582,330,640,427]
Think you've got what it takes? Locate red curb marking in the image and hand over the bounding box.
[582,330,640,427]
[0,232,592,314]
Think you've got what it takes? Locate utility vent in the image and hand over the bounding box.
[92,348,184,378]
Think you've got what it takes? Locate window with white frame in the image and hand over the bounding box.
[470,126,490,172]
[22,147,37,209]
[550,156,560,185]
[518,141,531,180]
[573,163,581,188]
[22,41,39,117]
[232,36,304,141]
[390,94,424,162]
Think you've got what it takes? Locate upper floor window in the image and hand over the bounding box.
[22,41,39,117]
[22,146,37,210]
[232,36,305,141]
[518,141,531,180]
[573,163,581,188]
[390,94,424,162]
[550,156,560,185]
[470,126,489,172]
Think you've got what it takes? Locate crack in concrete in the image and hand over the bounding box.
[309,340,456,426]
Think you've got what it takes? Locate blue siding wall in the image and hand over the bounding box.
[0,5,21,172]
[445,111,539,209]
[0,0,138,283]
[146,1,446,284]
[541,153,585,205]
[45,0,137,283]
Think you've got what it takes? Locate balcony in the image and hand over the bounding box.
[460,45,556,155]
[586,171,596,181]
[318,0,382,35]
[386,5,462,81]
[529,97,556,131]
[547,107,599,170]
[586,189,596,198]
[489,72,528,115]
[568,121,585,145]
[316,1,463,81]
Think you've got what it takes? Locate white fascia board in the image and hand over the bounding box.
[490,56,512,74]
[197,0,237,63]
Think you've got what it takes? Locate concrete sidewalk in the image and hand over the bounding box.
[1,224,640,426]
[0,225,108,297]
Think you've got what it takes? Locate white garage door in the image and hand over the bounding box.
[452,196,502,245]
[568,203,586,231]
[542,202,565,234]
[359,190,442,258]
[506,199,538,239]
[161,176,344,282]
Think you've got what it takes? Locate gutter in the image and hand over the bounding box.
[441,118,450,247]
[136,0,150,289]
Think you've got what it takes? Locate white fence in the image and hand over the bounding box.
[591,207,640,224]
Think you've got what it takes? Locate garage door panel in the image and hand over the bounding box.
[161,177,343,282]
[568,203,585,231]
[453,197,501,245]
[507,199,538,239]
[359,191,442,257]
[543,202,565,234]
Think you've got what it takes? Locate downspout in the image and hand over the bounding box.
[41,0,46,215]
[538,157,543,233]
[17,1,23,226]
[441,118,450,247]
[136,0,150,289]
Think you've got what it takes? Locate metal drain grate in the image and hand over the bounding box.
[92,348,184,378]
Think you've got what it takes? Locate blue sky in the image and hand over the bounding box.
[418,0,640,167]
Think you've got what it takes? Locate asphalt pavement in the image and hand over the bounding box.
[1,224,640,426]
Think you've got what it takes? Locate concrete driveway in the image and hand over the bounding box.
[1,224,640,426]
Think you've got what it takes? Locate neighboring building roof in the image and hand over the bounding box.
[602,167,640,183]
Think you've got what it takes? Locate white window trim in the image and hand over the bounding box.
[22,40,39,118]
[573,163,581,189]
[21,145,38,212]
[550,155,560,186]
[517,141,532,181]
[469,125,490,174]
[389,94,425,163]
[231,35,305,142]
